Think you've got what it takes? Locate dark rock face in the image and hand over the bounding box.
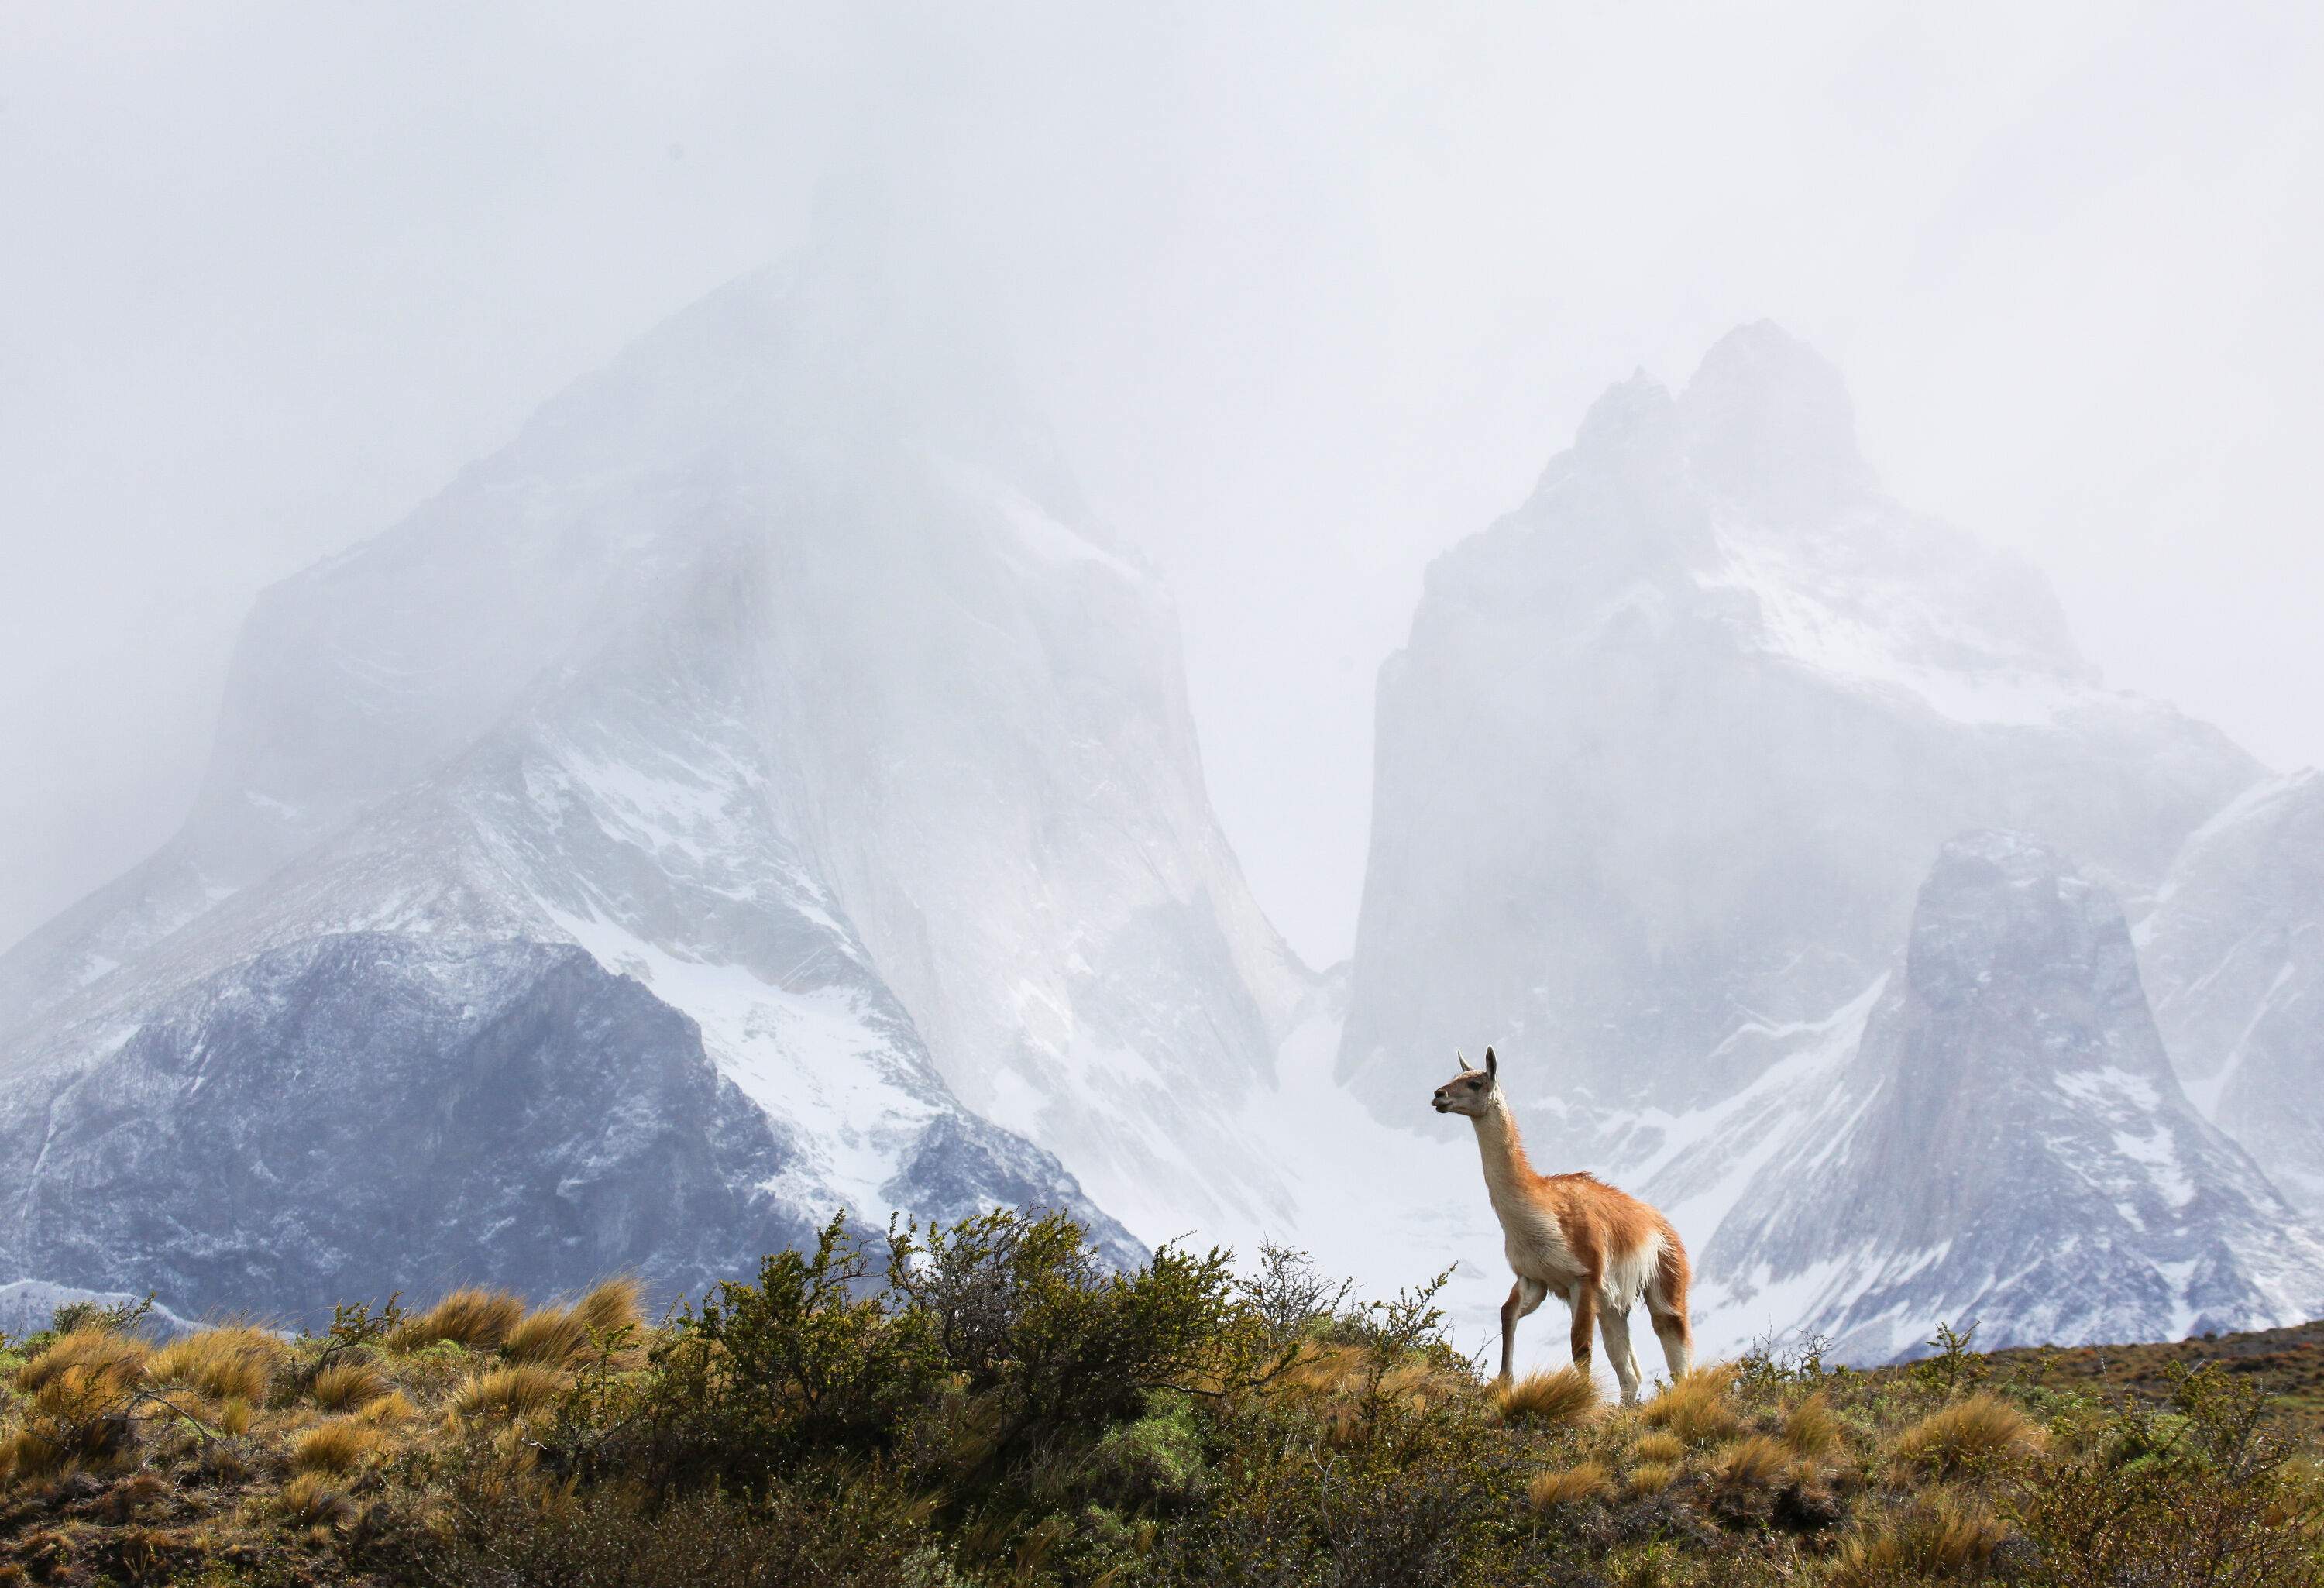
[0,935,808,1324]
[2140,769,2324,1218]
[1707,832,2324,1361]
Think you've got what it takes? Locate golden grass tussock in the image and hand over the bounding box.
[146,1325,284,1403]
[1494,1366,1600,1429]
[504,1304,590,1366]
[2,1425,55,1484]
[1783,1393,1841,1457]
[1628,1459,1679,1497]
[311,1360,390,1411]
[352,1390,418,1426]
[1281,1342,1366,1397]
[572,1276,645,1340]
[290,1417,391,1475]
[1889,1392,2044,1479]
[1377,1359,1463,1415]
[452,1363,566,1420]
[390,1287,525,1351]
[1714,1432,1792,1489]
[13,1328,151,1394]
[215,1396,256,1436]
[1828,1492,2010,1588]
[1629,1428,1686,1465]
[1528,1459,1614,1511]
[276,1470,358,1530]
[8,1375,143,1477]
[1641,1364,1741,1447]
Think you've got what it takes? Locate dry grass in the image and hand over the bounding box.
[1890,1392,2044,1480]
[311,1360,391,1411]
[6,1376,143,1478]
[1714,1432,1792,1489]
[290,1417,391,1475]
[1828,1492,2009,1588]
[1279,1343,1468,1429]
[276,1470,358,1530]
[505,1304,590,1366]
[1495,1366,1600,1429]
[1628,1459,1679,1497]
[1529,1459,1614,1510]
[390,1287,526,1351]
[1377,1359,1462,1415]
[147,1326,284,1403]
[452,1364,566,1420]
[353,1390,418,1425]
[1784,1393,1841,1457]
[1641,1365,1741,1447]
[572,1277,645,1339]
[12,1329,150,1394]
[1629,1428,1686,1465]
[216,1397,256,1436]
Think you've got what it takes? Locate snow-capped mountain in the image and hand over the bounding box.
[2140,768,2324,1218]
[1335,322,2301,1356]
[1705,830,2324,1360]
[0,249,1307,1322]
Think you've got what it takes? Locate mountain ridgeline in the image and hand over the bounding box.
[0,294,2315,1358]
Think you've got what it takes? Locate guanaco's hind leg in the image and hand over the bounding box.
[1647,1242,1694,1382]
[1499,1277,1549,1381]
[1597,1303,1643,1405]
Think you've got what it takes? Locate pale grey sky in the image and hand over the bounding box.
[4,2,2319,964]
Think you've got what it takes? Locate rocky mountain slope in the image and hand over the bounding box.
[0,250,1306,1321]
[1705,830,2324,1360]
[1335,322,2311,1356]
[2139,768,2324,1218]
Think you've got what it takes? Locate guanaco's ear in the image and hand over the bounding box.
[1484,1046,1497,1078]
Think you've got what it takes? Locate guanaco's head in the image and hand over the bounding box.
[1430,1046,1499,1117]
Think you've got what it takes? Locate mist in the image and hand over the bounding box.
[5,0,2320,968]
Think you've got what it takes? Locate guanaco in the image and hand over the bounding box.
[1432,1046,1692,1402]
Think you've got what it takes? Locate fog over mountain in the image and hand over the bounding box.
[1,280,2317,1361]
[9,3,2324,971]
[5,5,2322,1370]
[0,247,1307,1321]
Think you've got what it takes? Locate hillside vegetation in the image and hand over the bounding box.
[2,1209,2320,1586]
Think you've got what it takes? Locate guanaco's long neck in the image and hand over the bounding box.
[1469,1095,1538,1208]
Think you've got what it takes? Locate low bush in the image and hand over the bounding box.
[5,1214,2321,1588]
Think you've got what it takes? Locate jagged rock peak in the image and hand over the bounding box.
[1678,320,1871,514]
[1904,828,2147,1026]
[1703,827,2324,1361]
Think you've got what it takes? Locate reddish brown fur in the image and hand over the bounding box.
[1435,1047,1693,1401]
